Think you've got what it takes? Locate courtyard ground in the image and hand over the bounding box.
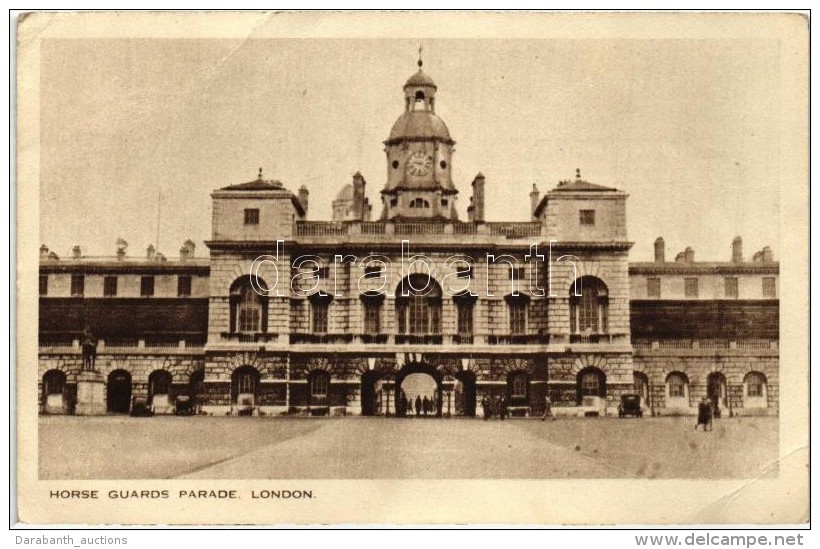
[38,415,778,480]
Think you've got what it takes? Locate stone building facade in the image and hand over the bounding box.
[37,61,779,418]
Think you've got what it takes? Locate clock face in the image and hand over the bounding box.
[407,151,432,177]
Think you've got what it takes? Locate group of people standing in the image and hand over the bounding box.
[398,392,438,417]
[480,394,509,420]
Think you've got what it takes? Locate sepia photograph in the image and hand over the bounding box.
[15,11,809,525]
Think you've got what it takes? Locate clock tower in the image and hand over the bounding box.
[381,57,458,220]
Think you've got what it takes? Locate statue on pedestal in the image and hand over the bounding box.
[81,330,97,371]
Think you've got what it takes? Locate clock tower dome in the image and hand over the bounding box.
[381,57,458,220]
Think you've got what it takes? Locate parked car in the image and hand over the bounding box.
[618,394,643,418]
[175,395,195,416]
[130,397,154,417]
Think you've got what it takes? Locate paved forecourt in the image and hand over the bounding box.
[39,416,777,480]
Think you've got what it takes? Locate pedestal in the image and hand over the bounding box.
[74,370,107,415]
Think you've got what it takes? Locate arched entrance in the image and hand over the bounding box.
[106,369,132,414]
[360,370,384,416]
[454,370,477,417]
[395,363,443,418]
[707,371,727,417]
[42,370,67,414]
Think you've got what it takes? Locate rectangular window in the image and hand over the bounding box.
[579,209,596,225]
[457,302,473,336]
[762,277,776,298]
[70,274,85,297]
[364,301,380,333]
[177,275,192,297]
[244,208,260,225]
[140,276,155,297]
[647,277,661,298]
[684,277,699,298]
[509,303,527,335]
[724,277,739,299]
[103,276,118,297]
[39,275,48,296]
[312,302,329,333]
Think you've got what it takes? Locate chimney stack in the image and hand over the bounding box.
[684,246,695,263]
[146,244,156,260]
[352,172,366,220]
[732,236,743,263]
[298,185,309,216]
[529,183,540,221]
[675,251,686,263]
[39,244,49,259]
[71,245,82,259]
[761,246,773,263]
[115,238,128,260]
[471,173,485,222]
[654,237,665,263]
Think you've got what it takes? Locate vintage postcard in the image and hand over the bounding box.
[16,11,809,525]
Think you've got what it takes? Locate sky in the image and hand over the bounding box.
[39,37,781,262]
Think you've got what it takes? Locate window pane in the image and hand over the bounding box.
[177,275,192,297]
[581,372,599,396]
[725,277,739,298]
[668,374,686,397]
[685,278,699,298]
[579,209,596,225]
[71,275,85,296]
[364,301,380,333]
[312,302,328,333]
[762,277,776,298]
[141,276,155,297]
[104,276,118,297]
[244,208,259,225]
[511,374,527,398]
[509,304,526,334]
[457,302,473,335]
[647,277,661,298]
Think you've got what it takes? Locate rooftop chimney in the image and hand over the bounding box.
[732,236,743,263]
[40,244,49,259]
[71,245,82,259]
[146,244,156,260]
[654,237,665,263]
[115,238,128,260]
[471,173,485,222]
[761,246,773,263]
[684,246,695,263]
[298,185,310,216]
[352,172,366,221]
[529,184,540,221]
[675,251,686,263]
[179,239,195,261]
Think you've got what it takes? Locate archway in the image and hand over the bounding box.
[454,370,477,417]
[707,372,727,416]
[576,367,606,404]
[106,369,132,414]
[360,370,384,416]
[42,370,67,414]
[395,363,443,417]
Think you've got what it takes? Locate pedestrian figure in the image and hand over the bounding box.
[541,395,552,421]
[499,395,508,421]
[422,396,430,416]
[696,397,713,431]
[415,395,422,417]
[481,395,492,420]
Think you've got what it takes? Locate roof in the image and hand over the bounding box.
[334,183,354,202]
[220,178,284,191]
[387,111,453,144]
[552,179,618,192]
[404,69,437,89]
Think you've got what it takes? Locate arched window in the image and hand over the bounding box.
[148,370,171,399]
[633,371,649,403]
[309,370,330,405]
[744,371,768,408]
[230,277,268,334]
[577,367,606,398]
[570,276,609,333]
[396,274,442,335]
[409,198,430,209]
[665,371,689,407]
[231,365,260,405]
[508,371,528,400]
